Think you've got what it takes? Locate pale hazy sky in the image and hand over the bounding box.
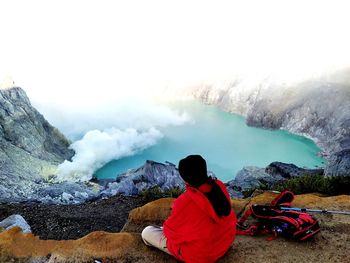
[1,0,350,105]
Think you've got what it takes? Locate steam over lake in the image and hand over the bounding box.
[95,100,324,182]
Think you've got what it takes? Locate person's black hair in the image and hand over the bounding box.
[204,177,231,217]
[178,155,231,217]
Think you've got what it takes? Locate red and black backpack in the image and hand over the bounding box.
[237,191,320,241]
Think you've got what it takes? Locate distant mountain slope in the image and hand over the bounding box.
[190,71,350,176]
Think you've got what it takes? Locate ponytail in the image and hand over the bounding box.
[204,178,231,217]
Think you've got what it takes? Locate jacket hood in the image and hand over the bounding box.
[185,184,227,223]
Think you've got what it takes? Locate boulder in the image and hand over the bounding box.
[226,162,327,198]
[0,214,31,233]
[226,166,284,195]
[237,166,284,189]
[265,162,324,179]
[100,160,185,196]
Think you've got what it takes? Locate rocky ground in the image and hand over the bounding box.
[0,195,152,240]
[0,192,350,263]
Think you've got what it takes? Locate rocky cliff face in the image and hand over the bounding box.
[225,162,325,198]
[0,87,74,162]
[0,87,75,202]
[190,75,350,176]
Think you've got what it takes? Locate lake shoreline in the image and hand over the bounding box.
[95,100,325,182]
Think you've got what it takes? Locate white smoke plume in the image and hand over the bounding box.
[56,128,163,182]
[33,98,190,141]
[29,86,190,183]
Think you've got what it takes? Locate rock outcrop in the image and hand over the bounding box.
[100,160,184,197]
[0,87,73,163]
[225,166,283,197]
[226,162,325,197]
[0,87,77,203]
[190,73,350,177]
[1,192,349,262]
[265,162,324,179]
[324,149,350,177]
[0,214,31,234]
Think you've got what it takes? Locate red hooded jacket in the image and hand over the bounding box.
[163,179,237,262]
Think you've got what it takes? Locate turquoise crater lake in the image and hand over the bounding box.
[95,100,324,182]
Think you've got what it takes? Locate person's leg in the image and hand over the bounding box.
[141,226,171,255]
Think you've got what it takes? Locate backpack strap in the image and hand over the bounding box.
[236,225,259,236]
[235,191,320,241]
[271,190,294,207]
[236,204,288,240]
[238,206,253,225]
[237,206,260,236]
[266,230,278,241]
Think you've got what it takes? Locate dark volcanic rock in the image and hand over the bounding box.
[226,166,284,196]
[227,162,325,197]
[265,162,324,179]
[0,195,149,240]
[101,160,184,196]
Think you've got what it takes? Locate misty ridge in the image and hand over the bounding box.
[22,66,350,183]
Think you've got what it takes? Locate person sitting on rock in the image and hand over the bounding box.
[142,155,237,263]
